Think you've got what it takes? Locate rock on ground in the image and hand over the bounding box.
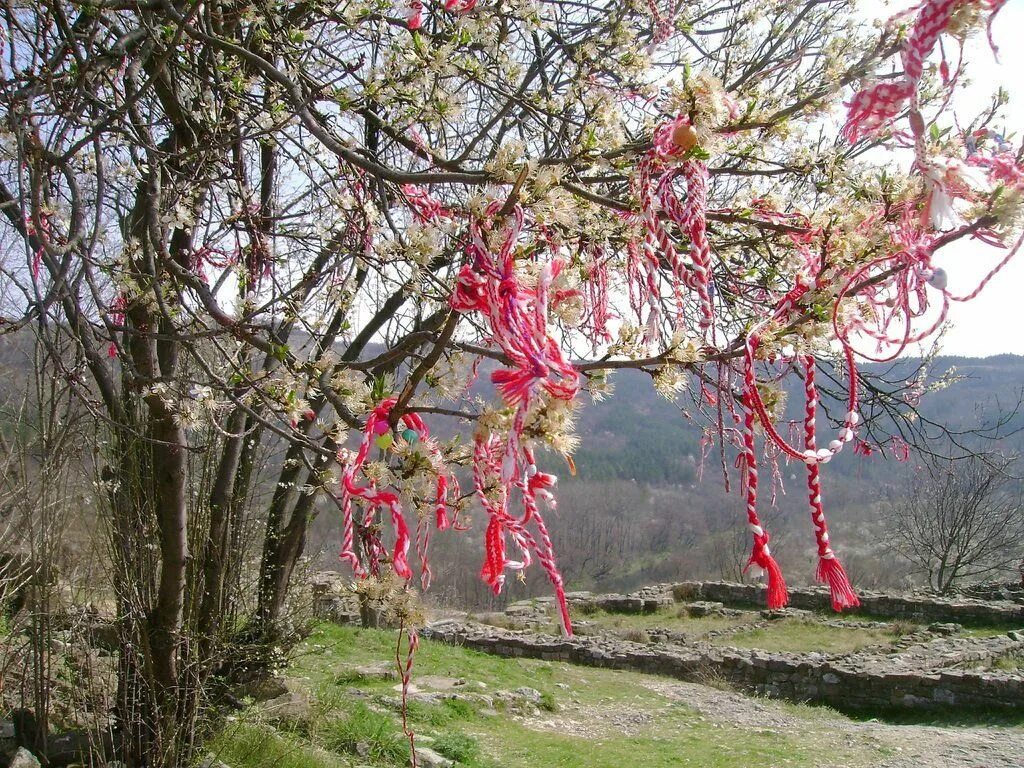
[8,748,40,768]
[415,746,454,768]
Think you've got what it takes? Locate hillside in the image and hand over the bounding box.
[350,355,1024,608]
[4,328,1022,607]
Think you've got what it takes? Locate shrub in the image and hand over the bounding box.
[538,691,558,713]
[623,628,650,643]
[208,723,341,768]
[432,730,481,763]
[886,620,919,638]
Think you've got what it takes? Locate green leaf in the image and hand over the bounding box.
[687,145,711,161]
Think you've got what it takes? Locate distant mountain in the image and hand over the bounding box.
[568,355,1024,487]
[413,355,1024,608]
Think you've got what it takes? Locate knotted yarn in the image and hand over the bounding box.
[336,397,455,587]
[634,116,716,332]
[801,355,860,611]
[644,0,679,47]
[844,0,1009,144]
[844,0,962,143]
[473,434,573,635]
[739,273,862,611]
[739,346,788,610]
[404,0,483,32]
[451,200,579,635]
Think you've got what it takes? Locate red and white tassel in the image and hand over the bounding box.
[802,355,859,611]
[740,342,788,610]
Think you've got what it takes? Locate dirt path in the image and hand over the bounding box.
[639,678,1024,768]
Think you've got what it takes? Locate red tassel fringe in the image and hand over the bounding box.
[816,556,860,612]
[762,553,789,610]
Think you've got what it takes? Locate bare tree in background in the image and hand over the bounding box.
[887,453,1024,594]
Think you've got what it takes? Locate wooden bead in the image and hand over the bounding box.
[671,122,699,151]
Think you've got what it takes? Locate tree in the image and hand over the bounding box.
[888,452,1024,593]
[0,0,1021,763]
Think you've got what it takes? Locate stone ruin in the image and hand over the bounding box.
[421,581,1024,713]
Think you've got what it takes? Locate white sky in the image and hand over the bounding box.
[861,0,1024,357]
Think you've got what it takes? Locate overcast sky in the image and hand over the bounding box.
[859,1,1024,357]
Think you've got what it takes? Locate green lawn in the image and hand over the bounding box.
[568,607,912,654]
[573,607,751,636]
[207,624,894,768]
[546,605,1016,655]
[712,619,905,654]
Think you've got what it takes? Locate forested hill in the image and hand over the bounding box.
[4,328,1022,604]
[566,355,1024,488]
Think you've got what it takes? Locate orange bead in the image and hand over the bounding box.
[671,122,698,151]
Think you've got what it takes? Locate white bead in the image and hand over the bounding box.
[840,428,854,442]
[848,411,861,426]
[928,267,948,291]
[829,439,843,451]
[526,464,538,477]
[816,448,832,460]
[803,449,818,464]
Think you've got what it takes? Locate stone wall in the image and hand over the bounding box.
[506,588,674,621]
[672,581,1024,625]
[508,582,1024,626]
[423,620,1024,712]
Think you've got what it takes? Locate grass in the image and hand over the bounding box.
[295,623,663,709]
[240,623,892,768]
[572,605,1017,654]
[207,722,354,768]
[843,609,1020,633]
[575,607,750,636]
[432,730,481,762]
[958,625,1018,639]
[576,607,911,654]
[713,619,902,654]
[993,653,1023,672]
[468,716,812,768]
[210,620,1024,768]
[320,702,410,764]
